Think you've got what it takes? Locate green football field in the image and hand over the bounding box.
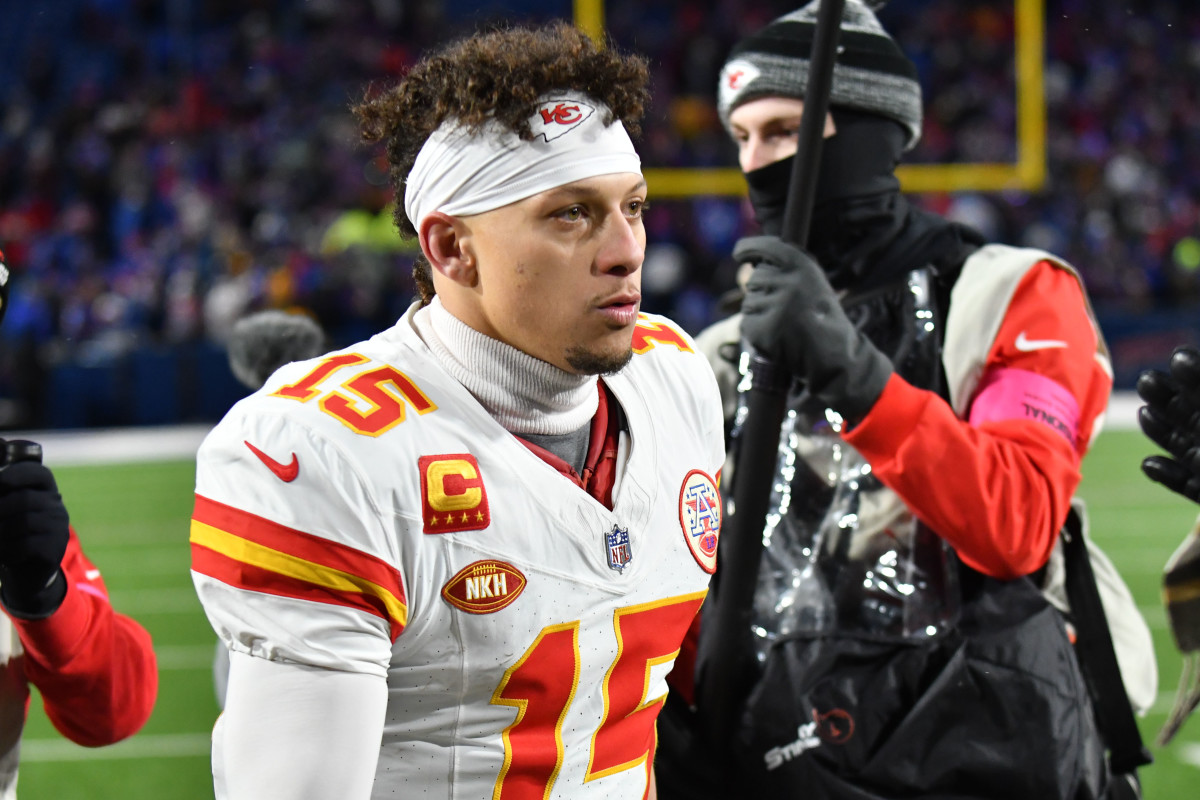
[11,430,1200,798]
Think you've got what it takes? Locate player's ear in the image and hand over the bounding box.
[420,213,477,288]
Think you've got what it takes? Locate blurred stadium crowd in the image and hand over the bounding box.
[0,0,1197,428]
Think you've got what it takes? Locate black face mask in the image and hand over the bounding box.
[742,109,914,290]
[744,110,905,232]
[813,108,905,202]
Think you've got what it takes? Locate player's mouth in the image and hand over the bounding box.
[595,292,641,326]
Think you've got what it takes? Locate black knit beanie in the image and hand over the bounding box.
[717,0,923,151]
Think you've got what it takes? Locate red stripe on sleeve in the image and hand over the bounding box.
[191,544,404,641]
[192,494,405,606]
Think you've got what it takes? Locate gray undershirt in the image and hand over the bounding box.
[410,297,608,476]
[522,424,591,476]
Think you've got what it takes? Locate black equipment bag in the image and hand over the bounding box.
[659,577,1109,800]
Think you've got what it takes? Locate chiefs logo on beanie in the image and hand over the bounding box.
[716,0,923,151]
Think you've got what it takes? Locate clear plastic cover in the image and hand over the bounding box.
[733,270,960,659]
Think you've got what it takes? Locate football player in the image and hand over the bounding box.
[190,22,724,799]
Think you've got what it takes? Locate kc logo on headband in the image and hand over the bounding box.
[405,92,639,227]
[532,98,595,142]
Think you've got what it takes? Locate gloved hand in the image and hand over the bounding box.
[736,235,893,423]
[1138,345,1200,504]
[0,454,70,618]
[0,247,10,327]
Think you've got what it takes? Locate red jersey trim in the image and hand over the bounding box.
[191,545,404,641]
[190,494,407,639]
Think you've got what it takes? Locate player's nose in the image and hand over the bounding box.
[596,214,644,277]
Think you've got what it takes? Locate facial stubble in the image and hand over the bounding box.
[564,345,633,376]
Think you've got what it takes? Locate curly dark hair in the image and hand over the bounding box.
[353,22,650,304]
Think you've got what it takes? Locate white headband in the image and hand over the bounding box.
[403,93,642,230]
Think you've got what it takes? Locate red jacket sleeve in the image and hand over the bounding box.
[844,260,1111,579]
[10,526,158,746]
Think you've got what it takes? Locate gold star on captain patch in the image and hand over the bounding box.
[445,514,456,525]
[461,512,470,523]
[429,515,438,526]
[475,510,485,521]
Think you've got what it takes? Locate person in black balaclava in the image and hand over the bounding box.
[655,2,1155,799]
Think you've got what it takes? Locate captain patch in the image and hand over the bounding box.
[679,469,721,573]
[420,454,491,534]
[441,560,526,614]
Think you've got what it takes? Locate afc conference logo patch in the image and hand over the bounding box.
[679,469,721,574]
[531,98,595,142]
[441,559,526,614]
[419,453,491,534]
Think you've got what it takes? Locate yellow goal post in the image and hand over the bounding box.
[572,0,1046,197]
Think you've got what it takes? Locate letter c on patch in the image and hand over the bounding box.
[427,459,482,511]
[419,453,492,534]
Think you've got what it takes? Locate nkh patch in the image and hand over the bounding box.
[679,469,721,573]
[441,560,526,614]
[606,525,632,572]
[419,453,491,534]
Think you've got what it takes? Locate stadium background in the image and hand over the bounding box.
[0,0,1198,797]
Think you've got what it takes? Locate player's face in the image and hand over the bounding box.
[458,172,647,375]
[729,96,836,173]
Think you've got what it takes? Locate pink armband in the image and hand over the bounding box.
[967,368,1079,445]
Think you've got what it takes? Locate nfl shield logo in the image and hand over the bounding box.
[605,525,632,572]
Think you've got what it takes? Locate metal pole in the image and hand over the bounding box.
[699,0,847,748]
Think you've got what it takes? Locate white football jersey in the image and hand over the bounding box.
[192,306,725,799]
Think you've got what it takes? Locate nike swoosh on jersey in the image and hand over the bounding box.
[244,440,300,482]
[84,568,101,580]
[1014,331,1068,352]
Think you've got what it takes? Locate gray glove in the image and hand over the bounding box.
[736,235,893,423]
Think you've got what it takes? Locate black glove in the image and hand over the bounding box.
[1137,344,1200,504]
[0,246,10,327]
[736,235,893,423]
[0,450,70,618]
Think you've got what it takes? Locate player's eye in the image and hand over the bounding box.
[625,199,649,219]
[556,205,585,222]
